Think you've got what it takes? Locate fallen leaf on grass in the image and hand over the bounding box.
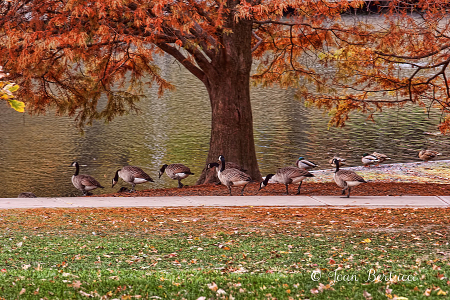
[79,290,92,297]
[318,283,334,292]
[208,282,218,292]
[363,290,372,300]
[71,280,82,289]
[217,289,226,295]
[218,244,231,250]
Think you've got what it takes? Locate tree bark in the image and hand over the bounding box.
[196,18,262,185]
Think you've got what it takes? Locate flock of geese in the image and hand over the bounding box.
[69,161,195,196]
[17,149,443,199]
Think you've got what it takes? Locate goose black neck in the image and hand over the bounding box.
[263,174,274,185]
[334,160,340,173]
[114,170,120,181]
[160,164,168,173]
[219,157,225,172]
[74,163,79,176]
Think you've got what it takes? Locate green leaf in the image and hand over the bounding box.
[7,99,25,112]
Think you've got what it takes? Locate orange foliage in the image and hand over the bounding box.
[0,205,449,238]
[1,0,450,129]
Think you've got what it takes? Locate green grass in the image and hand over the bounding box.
[0,207,448,299]
[0,234,448,299]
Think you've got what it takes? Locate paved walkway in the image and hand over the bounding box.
[1,196,450,209]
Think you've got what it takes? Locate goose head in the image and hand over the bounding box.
[259,174,275,190]
[111,169,120,187]
[158,164,168,178]
[331,158,341,172]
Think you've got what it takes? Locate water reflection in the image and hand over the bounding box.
[1,56,449,198]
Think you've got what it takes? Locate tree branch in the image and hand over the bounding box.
[375,42,450,60]
[155,42,205,82]
[251,32,263,52]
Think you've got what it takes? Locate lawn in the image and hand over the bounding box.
[0,207,449,299]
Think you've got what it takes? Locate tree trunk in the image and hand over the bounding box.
[196,18,262,185]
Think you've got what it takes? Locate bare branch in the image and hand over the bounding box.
[155,42,205,82]
[251,32,263,52]
[375,43,450,60]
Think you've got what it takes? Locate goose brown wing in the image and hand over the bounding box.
[278,167,313,178]
[79,175,104,188]
[336,170,366,182]
[169,163,192,174]
[123,166,153,181]
[222,168,252,182]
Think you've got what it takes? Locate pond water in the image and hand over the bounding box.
[1,54,449,198]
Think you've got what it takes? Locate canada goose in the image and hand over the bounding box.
[70,162,104,196]
[158,163,194,188]
[418,150,441,162]
[217,155,253,196]
[112,166,154,192]
[332,158,366,198]
[259,167,314,195]
[361,153,379,167]
[329,156,346,167]
[372,152,391,164]
[18,192,37,198]
[296,157,318,170]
